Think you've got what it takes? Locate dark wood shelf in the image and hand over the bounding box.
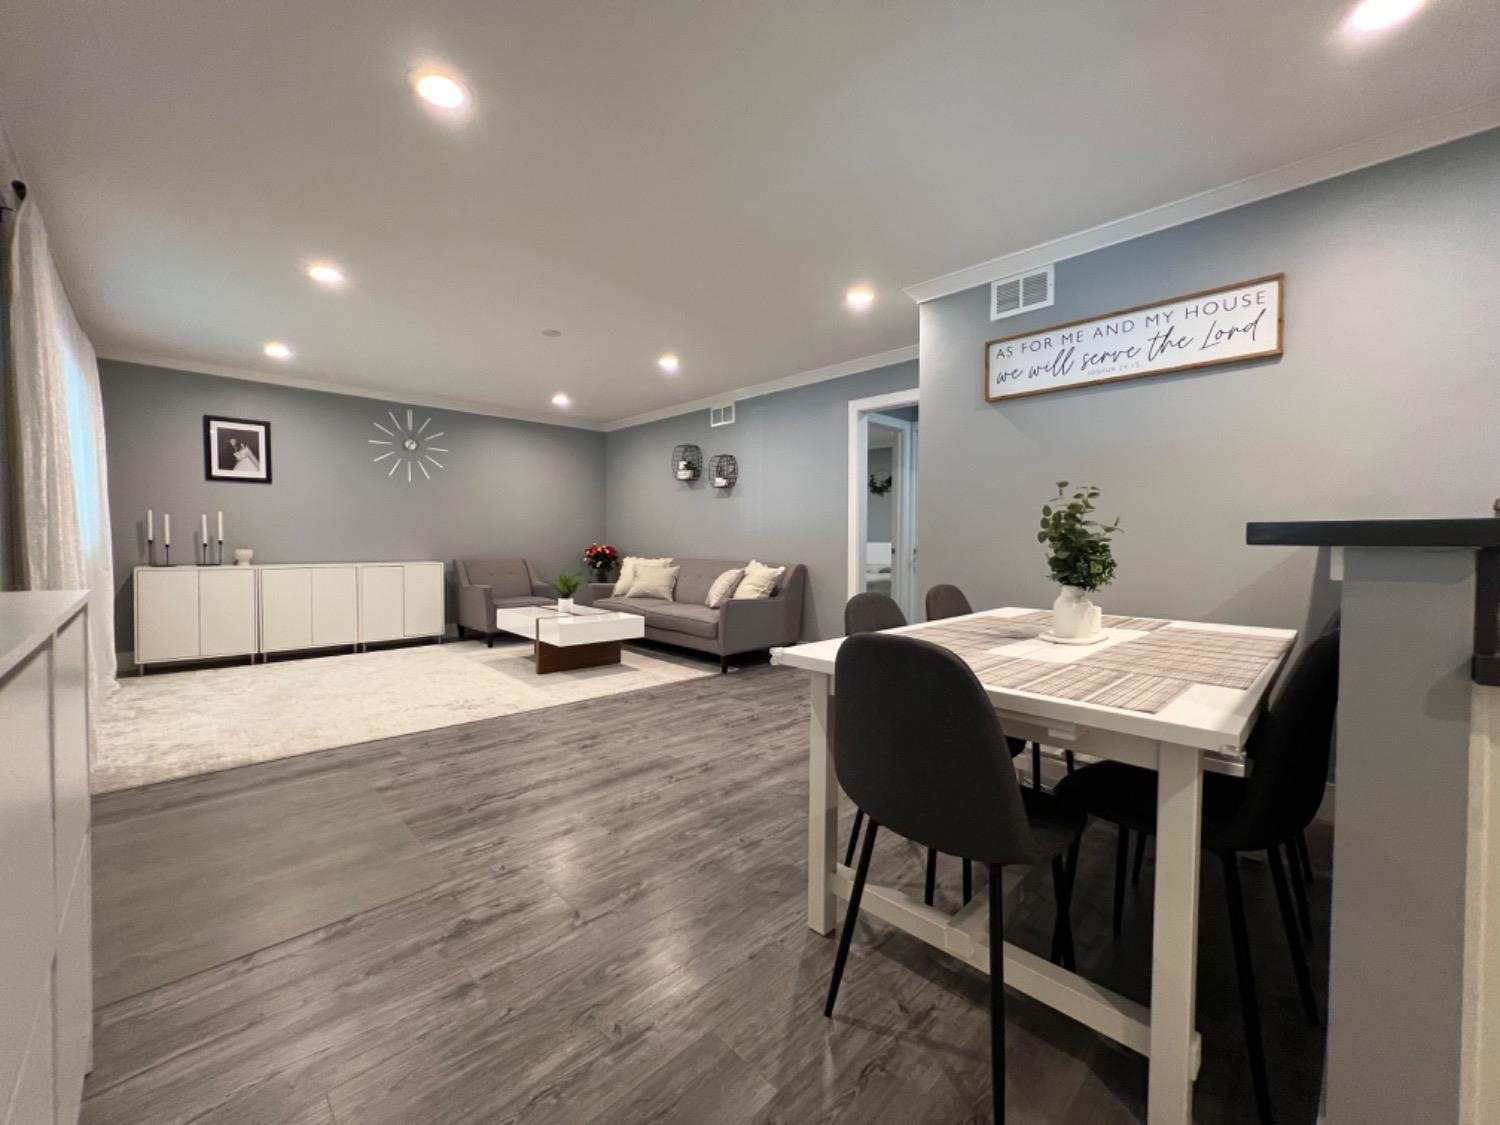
[1246,518,1500,549]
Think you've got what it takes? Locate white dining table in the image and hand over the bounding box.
[772,607,1296,1125]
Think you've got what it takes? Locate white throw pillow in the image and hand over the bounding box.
[626,565,679,601]
[732,560,784,600]
[705,568,745,608]
[614,556,672,596]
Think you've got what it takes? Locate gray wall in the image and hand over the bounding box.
[918,127,1500,637]
[100,360,606,659]
[603,360,919,641]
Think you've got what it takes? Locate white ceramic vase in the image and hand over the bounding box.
[233,548,255,566]
[1052,585,1101,640]
[556,597,575,613]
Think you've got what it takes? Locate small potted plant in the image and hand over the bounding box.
[583,543,619,583]
[547,570,585,613]
[1037,481,1121,642]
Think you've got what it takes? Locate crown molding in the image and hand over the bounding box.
[903,96,1500,305]
[600,344,918,432]
[96,349,609,431]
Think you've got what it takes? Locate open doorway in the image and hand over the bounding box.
[848,391,919,620]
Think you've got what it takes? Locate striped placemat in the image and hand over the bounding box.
[961,652,1191,713]
[1010,609,1171,632]
[1075,628,1289,690]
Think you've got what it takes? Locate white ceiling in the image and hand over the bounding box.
[1,1,1497,426]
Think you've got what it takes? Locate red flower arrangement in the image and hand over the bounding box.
[583,543,620,580]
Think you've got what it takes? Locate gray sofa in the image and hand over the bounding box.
[455,558,556,646]
[588,558,807,671]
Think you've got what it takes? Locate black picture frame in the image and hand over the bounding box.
[203,415,273,484]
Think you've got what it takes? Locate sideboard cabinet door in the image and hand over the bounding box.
[259,568,313,653]
[311,568,358,647]
[199,568,258,658]
[402,563,444,638]
[135,569,200,663]
[359,566,404,643]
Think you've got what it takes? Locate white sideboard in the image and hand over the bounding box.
[132,561,445,671]
[0,591,92,1125]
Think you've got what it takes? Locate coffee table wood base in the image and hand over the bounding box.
[533,638,622,674]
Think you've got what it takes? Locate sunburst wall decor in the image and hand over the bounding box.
[369,408,448,483]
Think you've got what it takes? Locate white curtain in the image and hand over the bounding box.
[8,196,116,710]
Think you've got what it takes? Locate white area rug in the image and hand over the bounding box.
[94,640,716,793]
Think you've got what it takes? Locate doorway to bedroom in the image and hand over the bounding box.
[848,390,919,621]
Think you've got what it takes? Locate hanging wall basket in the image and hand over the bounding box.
[670,444,703,482]
[709,454,738,490]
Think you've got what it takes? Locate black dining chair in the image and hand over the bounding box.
[924,582,973,620]
[1054,629,1340,1124]
[843,591,1026,907]
[924,582,1066,796]
[825,632,1083,1123]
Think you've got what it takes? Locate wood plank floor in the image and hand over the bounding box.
[84,664,1329,1124]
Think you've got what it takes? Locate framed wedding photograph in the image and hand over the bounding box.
[203,415,272,483]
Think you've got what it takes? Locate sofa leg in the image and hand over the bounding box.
[486,633,494,649]
[720,655,730,674]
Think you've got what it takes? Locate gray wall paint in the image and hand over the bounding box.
[100,360,606,657]
[603,361,919,641]
[919,127,1500,637]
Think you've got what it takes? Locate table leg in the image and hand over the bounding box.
[1148,741,1204,1125]
[808,672,836,934]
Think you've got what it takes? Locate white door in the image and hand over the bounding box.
[259,568,313,653]
[311,568,359,647]
[360,566,405,643]
[402,563,444,637]
[199,568,258,657]
[135,569,200,663]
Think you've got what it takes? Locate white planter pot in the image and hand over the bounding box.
[1052,586,1101,640]
[556,597,575,613]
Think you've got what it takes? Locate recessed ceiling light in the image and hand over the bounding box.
[306,262,346,286]
[845,286,875,311]
[1347,0,1424,31]
[262,341,293,361]
[413,71,468,110]
[657,353,680,373]
[551,392,571,407]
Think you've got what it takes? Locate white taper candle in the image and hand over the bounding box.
[147,509,154,541]
[164,514,171,546]
[217,511,224,541]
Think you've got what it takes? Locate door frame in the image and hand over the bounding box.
[847,389,919,616]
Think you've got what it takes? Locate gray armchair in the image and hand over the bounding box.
[455,559,555,646]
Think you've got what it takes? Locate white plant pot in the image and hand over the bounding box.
[1052,586,1100,639]
[556,597,575,613]
[234,548,255,566]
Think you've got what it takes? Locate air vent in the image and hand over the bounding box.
[709,402,736,427]
[990,264,1055,321]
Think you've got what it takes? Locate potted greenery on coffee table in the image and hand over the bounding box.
[546,570,585,613]
[1037,481,1122,642]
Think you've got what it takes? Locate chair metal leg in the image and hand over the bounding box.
[1132,829,1148,886]
[1294,829,1314,883]
[988,862,1007,1125]
[1267,846,1320,1024]
[1031,742,1043,792]
[963,859,973,905]
[1284,842,1313,942]
[924,848,938,906]
[1050,854,1076,972]
[1064,750,1076,774]
[844,808,865,867]
[1112,824,1129,937]
[825,819,880,1018]
[1221,852,1275,1124]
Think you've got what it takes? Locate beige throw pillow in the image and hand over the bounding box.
[614,556,672,596]
[705,568,745,608]
[732,560,784,600]
[626,565,679,601]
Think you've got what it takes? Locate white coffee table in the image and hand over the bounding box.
[492,604,645,674]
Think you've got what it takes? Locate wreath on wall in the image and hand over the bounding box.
[868,472,893,496]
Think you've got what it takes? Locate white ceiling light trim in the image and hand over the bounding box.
[97,349,609,431]
[602,344,918,432]
[902,95,1500,305]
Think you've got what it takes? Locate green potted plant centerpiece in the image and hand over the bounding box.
[1037,481,1122,642]
[546,569,585,613]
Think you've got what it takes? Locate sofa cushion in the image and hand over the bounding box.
[614,556,673,596]
[462,558,532,599]
[643,603,720,639]
[733,560,784,600]
[705,568,744,608]
[595,596,672,616]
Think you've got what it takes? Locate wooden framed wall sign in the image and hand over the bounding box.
[984,274,1283,402]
